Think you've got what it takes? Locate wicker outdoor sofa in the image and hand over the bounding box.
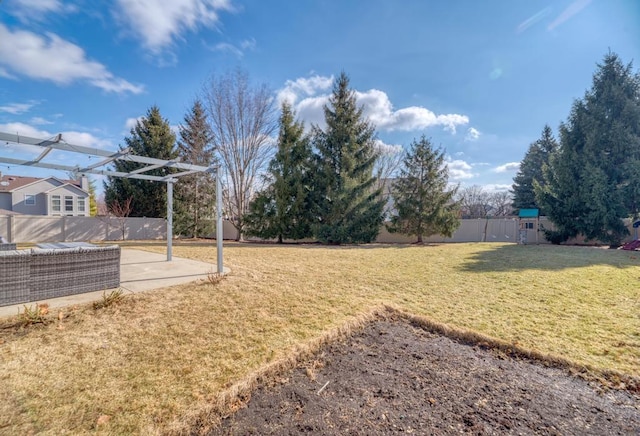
[0,245,120,306]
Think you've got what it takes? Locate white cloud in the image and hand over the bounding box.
[483,184,512,193]
[465,127,481,141]
[276,75,334,106]
[0,24,144,94]
[0,122,51,139]
[0,101,38,114]
[115,0,234,53]
[7,0,77,21]
[240,38,256,50]
[62,131,112,149]
[0,67,15,79]
[278,74,470,134]
[208,42,243,57]
[494,162,520,173]
[295,95,329,128]
[208,38,257,59]
[357,89,469,133]
[124,117,143,131]
[373,139,403,155]
[30,117,54,125]
[446,158,475,180]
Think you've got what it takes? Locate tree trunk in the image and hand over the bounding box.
[417,234,423,243]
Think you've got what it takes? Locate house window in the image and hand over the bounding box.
[51,195,61,213]
[524,222,534,230]
[24,194,36,206]
[65,196,74,214]
[77,197,86,214]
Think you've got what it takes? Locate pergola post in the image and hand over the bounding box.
[167,180,173,261]
[215,167,223,274]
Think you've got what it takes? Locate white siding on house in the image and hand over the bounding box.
[0,192,11,211]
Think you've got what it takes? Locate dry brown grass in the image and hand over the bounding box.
[0,242,638,434]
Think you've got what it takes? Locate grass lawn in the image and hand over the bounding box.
[0,242,638,434]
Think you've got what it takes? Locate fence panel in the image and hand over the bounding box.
[0,216,8,240]
[0,215,634,244]
[66,216,107,241]
[14,216,63,242]
[0,215,166,243]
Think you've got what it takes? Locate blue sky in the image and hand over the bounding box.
[0,0,638,193]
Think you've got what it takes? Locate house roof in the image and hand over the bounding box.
[0,174,83,193]
[43,183,87,195]
[0,208,21,215]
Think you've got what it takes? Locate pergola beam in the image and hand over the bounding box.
[0,132,120,158]
[30,147,53,164]
[78,148,131,172]
[126,158,180,176]
[0,156,169,182]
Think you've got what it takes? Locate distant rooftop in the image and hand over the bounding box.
[0,174,81,192]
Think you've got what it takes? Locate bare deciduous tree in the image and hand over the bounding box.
[458,185,492,218]
[373,141,403,218]
[488,191,514,217]
[108,197,133,240]
[458,186,515,218]
[202,69,277,240]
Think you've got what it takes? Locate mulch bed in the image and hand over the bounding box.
[209,319,640,435]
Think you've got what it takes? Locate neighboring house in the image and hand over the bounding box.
[0,173,90,216]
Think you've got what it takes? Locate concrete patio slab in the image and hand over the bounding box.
[0,248,228,318]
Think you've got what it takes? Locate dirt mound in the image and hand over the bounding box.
[210,319,640,435]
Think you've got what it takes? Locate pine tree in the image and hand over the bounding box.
[244,102,314,242]
[512,125,558,213]
[174,99,217,238]
[536,52,640,245]
[104,105,178,218]
[312,72,384,244]
[387,136,460,242]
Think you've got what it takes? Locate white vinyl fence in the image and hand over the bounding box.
[0,215,166,243]
[1,215,633,245]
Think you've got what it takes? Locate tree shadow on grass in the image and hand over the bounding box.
[459,243,639,272]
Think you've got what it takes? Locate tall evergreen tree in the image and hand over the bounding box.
[244,102,314,242]
[536,52,640,245]
[104,105,178,218]
[512,125,558,213]
[174,99,217,238]
[312,72,384,244]
[387,136,460,243]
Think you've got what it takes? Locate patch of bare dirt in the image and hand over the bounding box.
[209,319,640,435]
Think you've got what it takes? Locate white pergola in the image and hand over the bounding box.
[0,131,224,273]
